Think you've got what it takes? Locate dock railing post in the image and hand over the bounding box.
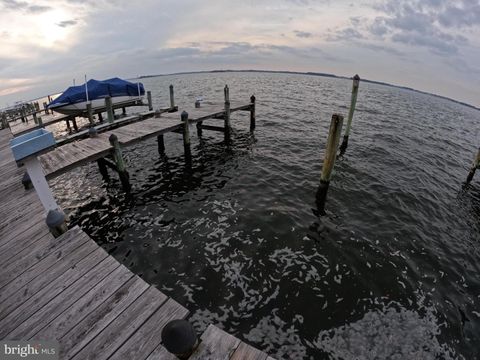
[466,147,480,184]
[109,134,131,191]
[105,96,114,123]
[316,114,344,214]
[169,85,175,110]
[250,94,256,131]
[181,111,192,164]
[339,74,360,154]
[23,157,67,237]
[147,91,153,111]
[86,103,94,124]
[224,85,231,143]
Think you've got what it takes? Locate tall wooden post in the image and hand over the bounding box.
[86,103,94,124]
[32,112,38,125]
[109,134,131,191]
[316,114,344,214]
[466,147,480,184]
[224,85,231,143]
[37,116,43,128]
[339,74,360,154]
[147,91,153,111]
[157,134,165,154]
[196,122,203,137]
[97,158,110,181]
[181,111,192,164]
[169,85,175,109]
[72,117,79,132]
[250,95,256,131]
[105,96,114,123]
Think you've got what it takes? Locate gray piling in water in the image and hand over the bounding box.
[196,121,203,137]
[37,116,43,128]
[86,103,94,124]
[105,96,114,123]
[46,209,68,238]
[169,85,175,109]
[250,94,256,131]
[339,74,360,154]
[32,112,38,125]
[161,319,198,359]
[157,134,165,154]
[109,134,131,191]
[181,111,192,164]
[316,114,344,214]
[466,147,480,184]
[72,117,79,132]
[224,85,231,143]
[147,91,153,111]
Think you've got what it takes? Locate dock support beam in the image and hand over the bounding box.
[316,114,344,214]
[339,74,360,154]
[181,111,192,164]
[109,134,131,191]
[224,85,231,143]
[97,158,110,181]
[106,96,114,123]
[157,134,165,154]
[147,91,153,111]
[466,147,480,184]
[250,95,256,131]
[86,103,94,124]
[169,85,175,110]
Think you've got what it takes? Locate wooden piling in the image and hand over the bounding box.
[109,134,131,191]
[72,118,79,132]
[339,74,360,154]
[147,91,153,111]
[224,85,231,142]
[196,122,203,137]
[157,134,165,154]
[466,147,480,184]
[97,158,110,181]
[169,85,175,109]
[181,111,192,164]
[122,107,126,115]
[86,103,94,124]
[316,114,344,214]
[37,116,43,128]
[105,96,114,123]
[98,112,104,123]
[32,112,38,125]
[250,95,256,131]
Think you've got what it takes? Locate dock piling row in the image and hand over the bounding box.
[109,134,131,191]
[339,74,360,154]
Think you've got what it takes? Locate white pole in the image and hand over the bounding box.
[24,157,60,212]
[85,74,89,103]
[137,76,141,99]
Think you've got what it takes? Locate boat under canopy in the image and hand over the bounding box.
[47,78,145,115]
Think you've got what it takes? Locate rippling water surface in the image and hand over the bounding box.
[50,72,480,359]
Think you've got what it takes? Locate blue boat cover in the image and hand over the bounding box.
[47,78,145,108]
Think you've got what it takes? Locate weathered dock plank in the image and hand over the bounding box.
[189,324,241,360]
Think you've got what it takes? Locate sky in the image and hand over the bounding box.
[0,0,479,108]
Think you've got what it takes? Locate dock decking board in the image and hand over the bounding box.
[0,100,271,359]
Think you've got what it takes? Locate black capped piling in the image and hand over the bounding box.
[46,208,68,238]
[224,85,231,143]
[316,114,344,214]
[147,91,153,111]
[161,319,198,359]
[339,74,360,154]
[105,96,114,123]
[88,127,98,137]
[250,95,256,131]
[181,111,192,164]
[109,133,130,191]
[466,147,480,184]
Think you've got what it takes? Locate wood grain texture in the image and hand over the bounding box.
[189,325,241,360]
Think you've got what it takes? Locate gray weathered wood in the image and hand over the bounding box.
[189,325,241,360]
[230,342,268,360]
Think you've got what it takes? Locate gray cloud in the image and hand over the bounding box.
[57,19,77,28]
[27,5,50,13]
[1,0,50,13]
[294,30,312,38]
[326,27,364,42]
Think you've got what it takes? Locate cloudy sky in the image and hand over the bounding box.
[0,0,479,107]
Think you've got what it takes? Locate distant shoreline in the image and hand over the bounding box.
[139,69,480,112]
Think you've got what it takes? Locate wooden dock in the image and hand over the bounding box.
[39,101,253,181]
[0,96,271,358]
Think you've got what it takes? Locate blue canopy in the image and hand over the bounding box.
[47,78,145,108]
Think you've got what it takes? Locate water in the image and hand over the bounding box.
[50,72,480,359]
